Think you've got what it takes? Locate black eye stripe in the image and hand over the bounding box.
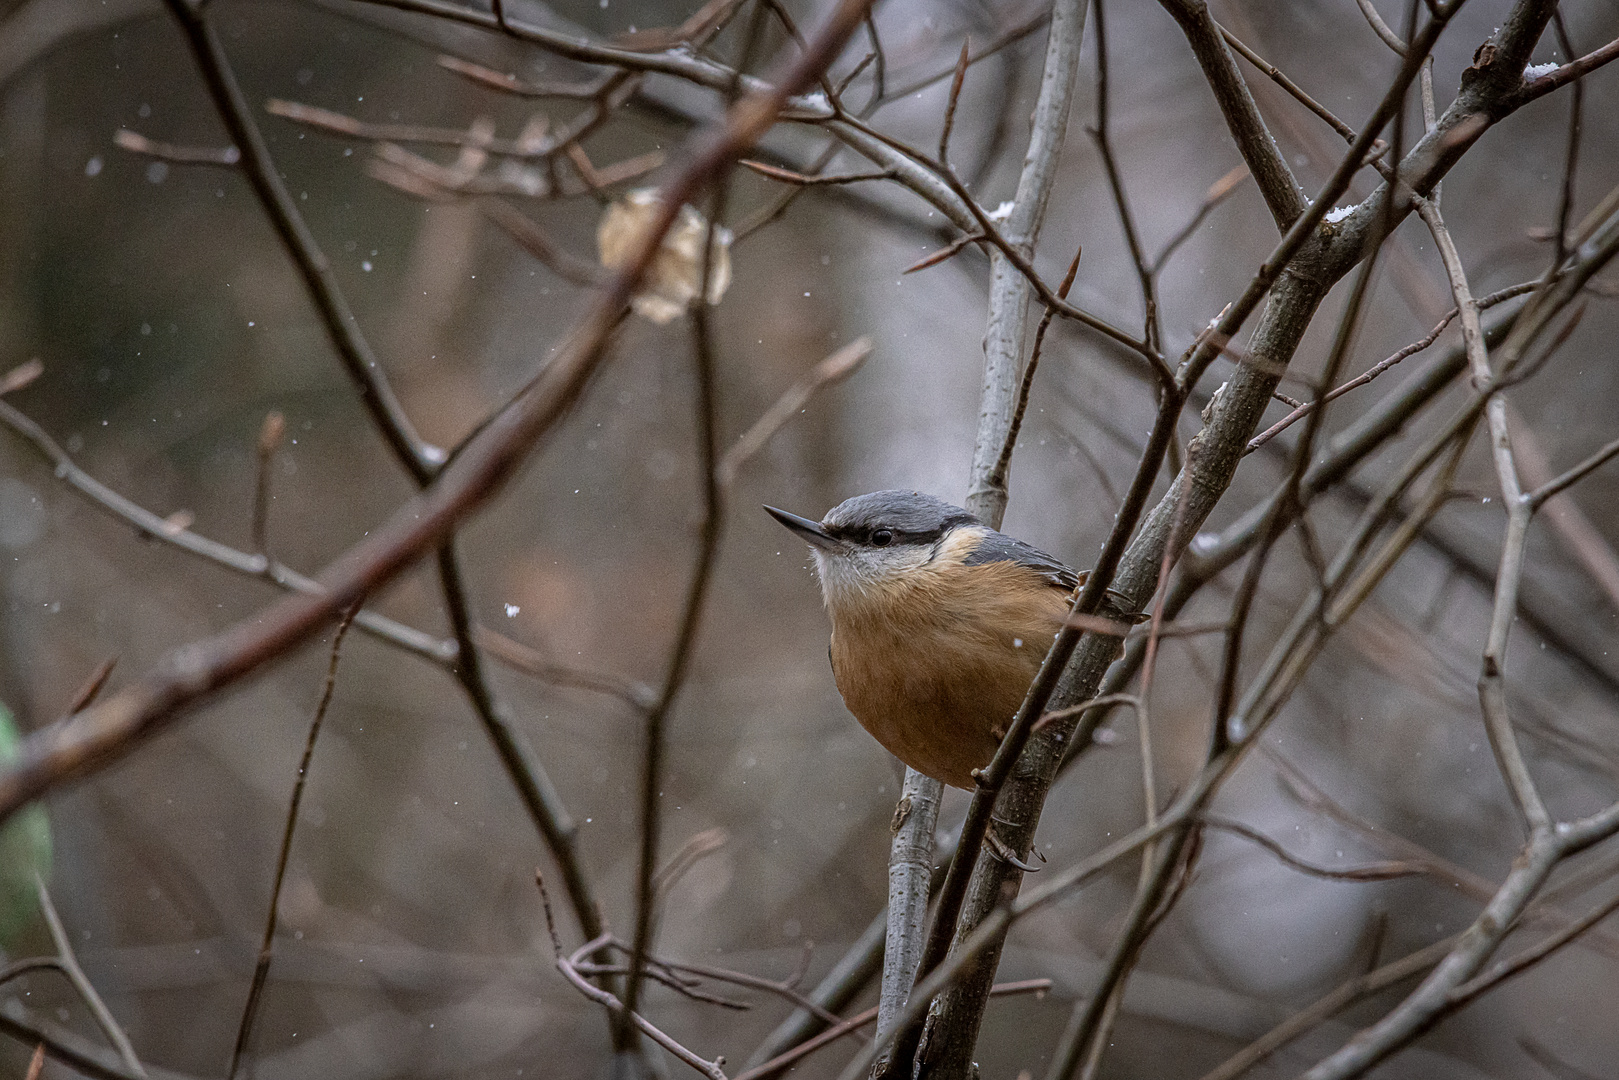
[822,513,977,547]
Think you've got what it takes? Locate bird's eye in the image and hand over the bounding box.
[871,529,894,547]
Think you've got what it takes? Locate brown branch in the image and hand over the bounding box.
[112,128,240,165]
[164,0,438,481]
[1150,163,1249,273]
[899,231,983,274]
[65,658,118,715]
[1216,24,1358,143]
[715,337,872,487]
[1156,0,1306,229]
[738,158,896,186]
[1201,815,1427,882]
[480,198,606,286]
[227,608,357,1079]
[250,410,283,557]
[1247,280,1539,452]
[435,54,611,98]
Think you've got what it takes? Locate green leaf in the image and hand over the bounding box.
[0,702,51,946]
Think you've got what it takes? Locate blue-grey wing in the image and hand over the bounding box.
[963,531,1083,591]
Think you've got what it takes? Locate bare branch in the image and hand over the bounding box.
[716,337,872,487]
[36,880,147,1078]
[227,608,357,1079]
[250,410,284,557]
[112,128,239,165]
[738,158,895,186]
[1355,0,1408,55]
[1527,432,1619,509]
[1216,24,1359,143]
[1156,0,1306,229]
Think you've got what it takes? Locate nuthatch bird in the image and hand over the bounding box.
[765,490,1089,790]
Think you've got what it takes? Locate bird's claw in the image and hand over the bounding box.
[986,828,1043,872]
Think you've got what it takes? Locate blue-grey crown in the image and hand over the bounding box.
[822,490,980,545]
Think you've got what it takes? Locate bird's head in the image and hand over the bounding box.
[764,490,982,609]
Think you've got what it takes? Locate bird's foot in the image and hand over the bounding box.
[986,827,1045,872]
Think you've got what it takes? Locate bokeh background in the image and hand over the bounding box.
[1,0,1618,1077]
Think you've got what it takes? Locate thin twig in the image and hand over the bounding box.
[900,231,984,274]
[1247,280,1539,452]
[559,936,729,1080]
[1090,0,1159,353]
[65,658,118,715]
[435,54,611,98]
[1527,433,1619,510]
[1216,24,1359,143]
[480,199,607,286]
[617,170,734,1046]
[715,337,872,487]
[36,880,147,1078]
[250,410,283,557]
[1202,815,1427,882]
[1150,163,1250,274]
[112,128,240,165]
[1355,0,1407,55]
[738,159,895,186]
[226,606,357,1079]
[937,38,970,166]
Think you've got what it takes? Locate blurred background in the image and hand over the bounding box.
[0,0,1618,1076]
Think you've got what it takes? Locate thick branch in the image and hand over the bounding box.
[1157,0,1307,229]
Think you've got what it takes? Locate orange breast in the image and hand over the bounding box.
[827,558,1070,788]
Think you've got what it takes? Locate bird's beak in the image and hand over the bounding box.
[763,505,841,552]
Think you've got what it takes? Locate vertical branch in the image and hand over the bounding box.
[1156,0,1307,231]
[872,767,941,1053]
[227,607,357,1079]
[1414,195,1553,834]
[964,0,1089,525]
[616,186,732,1052]
[891,1,1089,1075]
[1549,11,1582,272]
[250,410,284,558]
[1089,0,1161,353]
